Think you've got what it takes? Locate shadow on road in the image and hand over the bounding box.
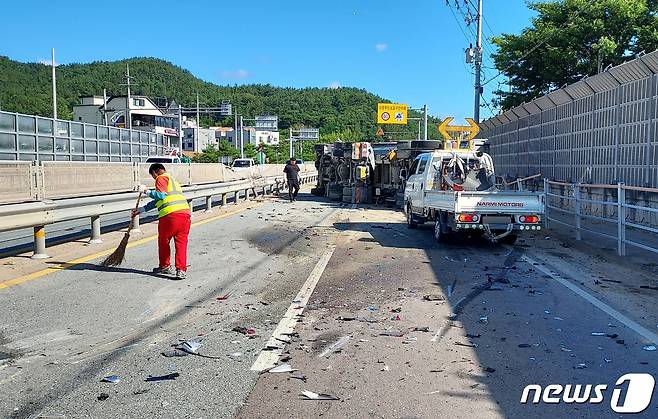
[43,261,173,280]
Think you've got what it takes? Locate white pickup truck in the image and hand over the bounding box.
[403,149,544,244]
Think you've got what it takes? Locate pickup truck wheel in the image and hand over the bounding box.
[406,205,418,229]
[434,219,451,243]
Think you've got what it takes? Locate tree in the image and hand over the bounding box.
[491,0,658,110]
[192,141,239,163]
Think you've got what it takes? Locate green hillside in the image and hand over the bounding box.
[0,56,439,141]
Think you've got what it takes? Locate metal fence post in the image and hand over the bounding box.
[617,182,626,256]
[188,199,194,218]
[221,193,227,206]
[244,188,250,201]
[205,196,212,213]
[574,184,581,241]
[89,215,102,244]
[544,178,550,228]
[234,191,239,205]
[130,214,141,233]
[31,225,49,259]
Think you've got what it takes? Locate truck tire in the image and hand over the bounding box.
[499,234,518,245]
[406,204,418,229]
[434,219,451,243]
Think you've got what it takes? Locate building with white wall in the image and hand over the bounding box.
[73,95,180,145]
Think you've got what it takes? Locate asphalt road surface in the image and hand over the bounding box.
[1,190,657,419]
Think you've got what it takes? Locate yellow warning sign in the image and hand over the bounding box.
[377,103,408,125]
[438,117,480,141]
[376,127,385,136]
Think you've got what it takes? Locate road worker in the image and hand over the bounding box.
[134,163,191,279]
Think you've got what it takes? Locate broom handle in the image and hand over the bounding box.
[128,192,144,230]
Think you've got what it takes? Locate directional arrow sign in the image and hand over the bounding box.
[438,117,480,140]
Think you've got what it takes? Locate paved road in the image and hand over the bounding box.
[1,192,657,418]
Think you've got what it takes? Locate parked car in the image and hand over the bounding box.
[231,158,257,170]
[145,156,182,164]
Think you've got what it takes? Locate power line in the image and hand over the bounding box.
[450,1,496,68]
[465,0,496,40]
[446,0,474,45]
[481,7,586,87]
[480,93,497,118]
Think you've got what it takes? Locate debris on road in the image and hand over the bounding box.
[100,375,120,384]
[391,307,402,313]
[642,345,657,351]
[319,336,351,358]
[591,332,606,336]
[162,349,189,358]
[216,293,230,301]
[97,393,109,401]
[232,326,256,337]
[177,340,202,355]
[454,341,478,348]
[413,327,430,333]
[574,363,587,369]
[269,364,298,373]
[145,373,180,382]
[479,316,489,324]
[403,336,417,344]
[291,374,307,382]
[483,367,496,373]
[228,352,242,360]
[379,331,404,337]
[301,390,340,401]
[465,334,481,339]
[423,294,444,302]
[518,344,531,348]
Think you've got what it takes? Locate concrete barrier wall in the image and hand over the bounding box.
[42,162,135,199]
[0,161,33,203]
[0,162,314,204]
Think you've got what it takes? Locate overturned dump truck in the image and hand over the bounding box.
[403,142,544,244]
[312,140,444,206]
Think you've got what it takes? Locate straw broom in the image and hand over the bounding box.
[101,192,143,267]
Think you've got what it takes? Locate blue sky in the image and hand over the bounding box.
[0,0,535,121]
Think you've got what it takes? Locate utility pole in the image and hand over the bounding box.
[125,63,132,129]
[289,128,293,159]
[423,105,428,141]
[233,107,238,151]
[196,92,200,128]
[51,48,57,119]
[473,0,483,123]
[103,89,108,125]
[239,115,244,158]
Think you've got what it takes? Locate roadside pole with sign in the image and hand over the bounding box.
[438,117,480,150]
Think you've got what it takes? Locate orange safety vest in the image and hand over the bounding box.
[154,173,189,218]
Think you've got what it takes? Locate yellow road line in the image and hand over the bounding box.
[0,203,263,290]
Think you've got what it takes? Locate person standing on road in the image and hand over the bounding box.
[134,163,191,280]
[283,157,301,202]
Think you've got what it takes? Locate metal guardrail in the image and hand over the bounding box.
[543,179,658,256]
[0,169,317,259]
[0,161,316,204]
